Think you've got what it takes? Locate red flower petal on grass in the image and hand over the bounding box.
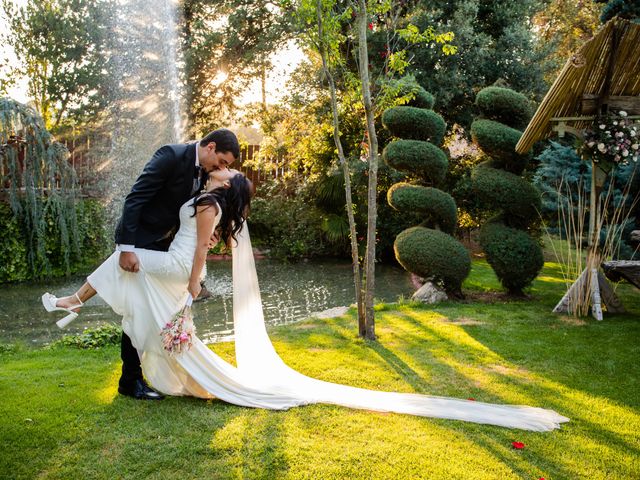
[539,477,546,480]
[467,397,476,401]
[368,22,374,30]
[511,441,525,449]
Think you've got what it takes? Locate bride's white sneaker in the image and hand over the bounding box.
[41,292,84,329]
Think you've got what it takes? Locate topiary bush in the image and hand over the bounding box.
[406,86,435,109]
[394,227,471,295]
[471,166,541,224]
[382,107,446,145]
[387,183,457,234]
[383,140,449,185]
[475,86,533,130]
[479,222,544,294]
[383,90,471,296]
[469,85,542,294]
[470,119,530,173]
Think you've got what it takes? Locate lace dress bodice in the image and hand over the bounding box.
[169,198,222,263]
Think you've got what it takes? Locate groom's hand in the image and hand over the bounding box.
[119,251,140,273]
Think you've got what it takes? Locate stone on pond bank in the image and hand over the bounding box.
[412,281,448,304]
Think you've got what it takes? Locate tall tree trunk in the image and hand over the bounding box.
[357,0,378,340]
[261,61,267,110]
[315,0,365,334]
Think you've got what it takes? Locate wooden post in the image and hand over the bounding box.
[553,147,625,320]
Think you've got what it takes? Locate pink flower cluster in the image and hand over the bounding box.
[581,111,639,168]
[160,305,195,356]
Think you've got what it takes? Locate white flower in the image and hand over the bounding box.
[597,143,606,152]
[631,130,637,137]
[632,144,639,150]
[599,124,606,129]
[622,149,629,157]
[619,110,627,117]
[587,141,595,147]
[613,121,618,126]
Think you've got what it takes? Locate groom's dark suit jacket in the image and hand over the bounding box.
[115,142,205,252]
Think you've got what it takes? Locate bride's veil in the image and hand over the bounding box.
[232,225,569,431]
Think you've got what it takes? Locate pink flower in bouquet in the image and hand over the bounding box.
[160,297,196,355]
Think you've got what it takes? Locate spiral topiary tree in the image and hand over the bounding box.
[470,86,543,295]
[383,87,471,297]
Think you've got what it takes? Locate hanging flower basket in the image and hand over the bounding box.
[580,111,639,174]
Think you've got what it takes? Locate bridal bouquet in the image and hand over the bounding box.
[580,110,639,171]
[160,295,196,355]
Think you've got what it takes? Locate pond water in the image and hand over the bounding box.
[0,258,415,346]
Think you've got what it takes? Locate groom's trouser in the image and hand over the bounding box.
[119,333,143,386]
[117,237,172,387]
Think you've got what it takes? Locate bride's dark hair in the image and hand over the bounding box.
[192,173,252,248]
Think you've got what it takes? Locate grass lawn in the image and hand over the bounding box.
[1,260,639,479]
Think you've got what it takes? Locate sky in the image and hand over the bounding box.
[0,0,29,103]
[239,41,305,105]
[0,0,304,107]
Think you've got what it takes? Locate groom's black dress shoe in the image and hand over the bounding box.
[118,379,165,400]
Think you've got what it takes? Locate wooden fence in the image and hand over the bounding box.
[2,128,294,198]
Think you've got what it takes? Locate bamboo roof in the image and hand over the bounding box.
[516,17,640,153]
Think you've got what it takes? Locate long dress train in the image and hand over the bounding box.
[88,198,569,431]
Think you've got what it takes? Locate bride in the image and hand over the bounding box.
[43,169,569,431]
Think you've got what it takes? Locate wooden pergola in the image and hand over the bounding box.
[515,17,640,320]
[516,17,640,154]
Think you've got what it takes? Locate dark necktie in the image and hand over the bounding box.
[192,166,204,195]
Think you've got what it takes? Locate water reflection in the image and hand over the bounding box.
[0,259,414,346]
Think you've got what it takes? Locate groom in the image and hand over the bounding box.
[56,129,240,400]
[114,128,240,400]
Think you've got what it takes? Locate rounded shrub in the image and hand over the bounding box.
[394,226,471,295]
[383,140,448,185]
[405,86,435,109]
[387,183,457,234]
[475,86,533,130]
[471,166,541,223]
[479,221,544,294]
[382,107,446,145]
[470,119,530,173]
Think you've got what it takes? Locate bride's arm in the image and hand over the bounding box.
[188,203,219,299]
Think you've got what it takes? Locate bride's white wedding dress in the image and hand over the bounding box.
[88,198,569,431]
